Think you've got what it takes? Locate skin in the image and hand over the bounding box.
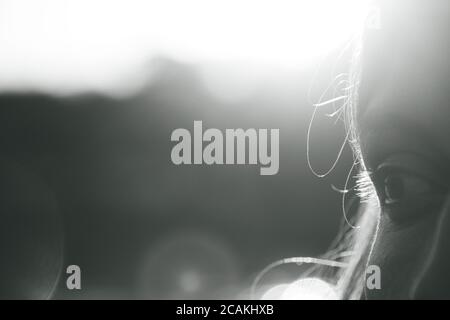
[359,1,450,299]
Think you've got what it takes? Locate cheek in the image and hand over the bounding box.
[365,216,435,299]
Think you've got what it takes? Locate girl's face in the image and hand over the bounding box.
[360,2,450,299]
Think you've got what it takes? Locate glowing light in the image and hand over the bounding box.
[261,284,290,300]
[0,0,369,93]
[262,278,339,300]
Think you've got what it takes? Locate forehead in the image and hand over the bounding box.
[357,1,450,168]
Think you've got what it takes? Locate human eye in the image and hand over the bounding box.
[372,154,447,225]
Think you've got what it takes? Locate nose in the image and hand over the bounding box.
[411,192,450,299]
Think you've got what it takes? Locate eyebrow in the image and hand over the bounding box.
[359,112,449,174]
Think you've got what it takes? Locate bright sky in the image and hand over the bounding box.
[0,0,369,94]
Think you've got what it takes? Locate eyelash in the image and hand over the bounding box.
[355,170,378,204]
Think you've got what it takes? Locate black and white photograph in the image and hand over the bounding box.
[0,0,449,304]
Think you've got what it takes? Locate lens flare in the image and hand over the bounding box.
[262,278,339,300]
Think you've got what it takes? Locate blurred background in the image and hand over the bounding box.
[0,0,368,299]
